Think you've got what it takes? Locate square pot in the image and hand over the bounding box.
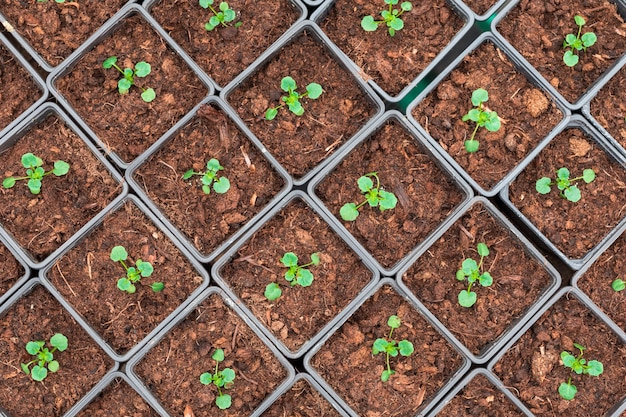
[0,229,29,309]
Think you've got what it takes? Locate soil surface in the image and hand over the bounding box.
[227,30,377,179]
[318,0,465,96]
[149,0,301,87]
[310,284,465,416]
[47,201,205,355]
[77,377,159,417]
[0,0,127,67]
[402,202,554,356]
[134,103,285,259]
[0,285,114,417]
[496,0,626,103]
[412,40,564,191]
[589,61,626,153]
[0,239,25,299]
[462,0,498,16]
[508,126,626,260]
[134,291,289,417]
[218,198,372,352]
[261,377,342,417]
[0,113,121,262]
[315,119,466,270]
[492,292,626,416]
[55,13,208,164]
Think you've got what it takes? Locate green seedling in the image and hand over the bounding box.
[264,252,320,301]
[183,158,231,194]
[340,172,397,221]
[372,315,414,382]
[200,349,235,410]
[102,56,156,103]
[558,342,604,400]
[265,76,323,120]
[21,333,68,382]
[361,0,413,37]
[563,15,597,67]
[612,278,625,292]
[535,167,596,203]
[455,242,493,308]
[461,88,501,153]
[199,0,240,30]
[110,245,163,293]
[2,152,69,195]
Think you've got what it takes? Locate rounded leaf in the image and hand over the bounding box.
[264,282,282,300]
[310,253,320,265]
[118,78,132,93]
[199,372,213,385]
[456,269,466,281]
[387,315,401,329]
[461,258,478,275]
[280,252,298,267]
[102,56,117,68]
[611,278,625,292]
[564,185,581,202]
[400,1,411,10]
[288,100,304,116]
[586,360,603,376]
[561,351,576,368]
[216,394,232,409]
[388,16,404,31]
[476,243,489,257]
[581,32,597,48]
[479,272,493,287]
[223,8,236,22]
[458,290,477,307]
[205,21,217,31]
[213,177,230,194]
[141,88,156,103]
[559,382,577,400]
[378,190,397,211]
[564,33,577,47]
[361,15,378,31]
[574,15,586,26]
[372,338,388,355]
[182,169,195,180]
[3,177,16,189]
[47,360,59,373]
[296,269,314,287]
[27,179,41,194]
[50,333,68,351]
[134,62,151,78]
[306,83,323,99]
[464,139,479,153]
[212,348,225,362]
[265,107,278,120]
[151,282,165,292]
[357,175,374,192]
[563,50,579,67]
[280,76,297,92]
[31,365,48,381]
[117,278,132,292]
[221,367,235,383]
[340,203,359,221]
[52,160,70,176]
[398,339,414,356]
[137,260,154,277]
[206,158,222,172]
[471,88,488,106]
[26,341,43,355]
[582,168,595,183]
[381,369,393,382]
[22,153,41,168]
[484,112,501,132]
[110,245,128,261]
[535,177,552,194]
[21,363,30,375]
[462,108,480,123]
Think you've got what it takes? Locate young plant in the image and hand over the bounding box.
[110,245,163,294]
[264,252,320,301]
[535,167,596,203]
[2,153,70,195]
[461,88,501,153]
[21,333,68,382]
[361,0,413,37]
[563,15,597,67]
[612,278,625,292]
[265,76,323,120]
[558,342,604,400]
[200,348,235,410]
[199,0,240,31]
[455,242,493,308]
[102,56,156,103]
[340,172,397,221]
[372,315,414,382]
[183,158,231,194]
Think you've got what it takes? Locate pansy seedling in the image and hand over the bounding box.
[535,167,596,203]
[103,56,156,103]
[200,348,236,410]
[264,252,320,301]
[563,15,597,67]
[558,342,603,400]
[21,333,68,381]
[110,245,163,293]
[340,172,397,221]
[265,76,323,120]
[361,0,413,37]
[3,153,69,194]
[455,242,493,307]
[372,315,414,381]
[461,88,501,153]
[183,158,231,194]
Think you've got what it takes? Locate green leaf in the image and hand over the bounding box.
[586,360,603,376]
[471,88,488,106]
[611,278,625,292]
[52,160,70,176]
[398,340,414,356]
[559,381,577,400]
[264,283,282,300]
[118,78,132,93]
[388,17,404,31]
[357,175,374,192]
[484,112,501,132]
[212,348,225,362]
[213,177,230,194]
[564,33,577,47]
[574,15,585,26]
[400,1,411,11]
[223,8,236,22]
[182,169,195,180]
[199,0,213,6]
[141,88,156,103]
[21,363,30,375]
[306,83,323,99]
[479,272,493,287]
[284,268,296,282]
[461,258,478,275]
[26,341,44,355]
[117,278,132,292]
[22,153,41,168]
[50,334,68,351]
[456,269,466,281]
[340,203,359,221]
[378,190,397,211]
[265,107,278,120]
[564,185,581,202]
[280,252,298,267]
[535,177,552,194]
[199,372,213,385]
[47,360,59,373]
[387,315,401,329]
[222,367,235,383]
[27,178,41,194]
[563,50,579,67]
[280,76,297,92]
[310,253,320,265]
[476,243,489,257]
[2,177,15,189]
[582,169,595,183]
[361,15,378,32]
[561,351,576,368]
[205,21,217,31]
[581,32,597,48]
[151,282,165,292]
[102,56,117,69]
[372,338,388,355]
[134,62,151,78]
[31,365,48,381]
[458,290,477,307]
[462,108,480,123]
[464,139,479,153]
[288,100,304,116]
[216,394,232,409]
[137,260,154,277]
[381,369,394,382]
[296,269,314,287]
[206,158,222,172]
[110,245,128,261]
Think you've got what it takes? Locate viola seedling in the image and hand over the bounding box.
[455,242,493,308]
[535,167,596,203]
[110,245,163,294]
[2,153,69,195]
[340,172,397,221]
[200,348,236,410]
[265,76,323,120]
[558,342,604,400]
[199,0,240,30]
[563,15,597,67]
[361,0,413,37]
[183,158,231,194]
[612,278,625,292]
[21,333,68,382]
[264,252,320,301]
[102,56,156,103]
[461,88,501,153]
[372,315,414,382]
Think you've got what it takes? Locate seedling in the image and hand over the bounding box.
[340,172,397,221]
[110,245,163,293]
[535,167,596,203]
[361,0,413,37]
[455,242,493,308]
[265,76,323,120]
[461,88,501,153]
[102,56,156,103]
[558,342,604,400]
[21,333,68,382]
[563,15,597,67]
[199,0,240,30]
[264,252,320,301]
[612,278,625,292]
[200,349,235,410]
[2,153,69,195]
[372,315,414,382]
[183,158,231,194]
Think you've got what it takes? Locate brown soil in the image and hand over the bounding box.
[318,0,465,96]
[401,202,554,356]
[508,126,626,260]
[149,0,301,87]
[0,239,25,299]
[412,40,564,191]
[218,198,372,352]
[133,291,289,417]
[0,284,114,417]
[462,0,498,16]
[315,119,466,270]
[227,30,377,179]
[492,292,626,416]
[55,13,208,164]
[261,377,342,417]
[0,0,127,67]
[0,112,122,262]
[496,0,626,103]
[310,284,465,417]
[47,200,205,355]
[589,62,626,153]
[133,103,285,258]
[76,377,159,417]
